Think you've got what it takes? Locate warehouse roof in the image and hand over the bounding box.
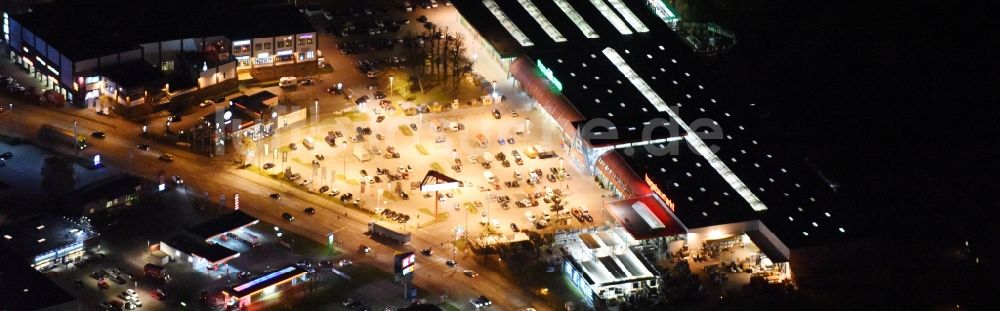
[0,246,75,311]
[187,210,259,241]
[0,215,96,260]
[452,0,854,249]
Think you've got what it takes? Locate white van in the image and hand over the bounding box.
[483,170,496,183]
[279,77,297,88]
[302,137,315,150]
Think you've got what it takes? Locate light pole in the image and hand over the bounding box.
[72,120,78,152]
[491,80,498,102]
[389,75,394,98]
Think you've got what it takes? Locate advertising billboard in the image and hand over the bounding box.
[394,252,416,280]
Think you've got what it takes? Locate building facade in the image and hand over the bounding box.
[1,0,316,108]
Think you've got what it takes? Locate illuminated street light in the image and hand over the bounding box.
[491,80,498,100]
[389,75,395,98]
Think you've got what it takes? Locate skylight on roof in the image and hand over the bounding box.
[552,0,599,38]
[588,0,633,35]
[603,46,770,212]
[631,201,666,229]
[605,0,649,32]
[483,0,534,46]
[516,0,567,42]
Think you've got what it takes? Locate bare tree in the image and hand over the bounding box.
[450,33,468,86]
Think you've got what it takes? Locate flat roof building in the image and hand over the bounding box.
[222,264,309,309]
[187,210,260,241]
[59,174,151,217]
[157,210,257,270]
[0,246,76,311]
[0,214,97,270]
[2,0,317,108]
[450,0,855,280]
[561,229,660,305]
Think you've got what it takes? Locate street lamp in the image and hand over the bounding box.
[389,75,395,98]
[491,80,498,100]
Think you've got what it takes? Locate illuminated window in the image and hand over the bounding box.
[233,42,250,54]
[160,61,174,72]
[254,43,262,51]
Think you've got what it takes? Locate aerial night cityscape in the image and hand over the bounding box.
[0,0,994,310]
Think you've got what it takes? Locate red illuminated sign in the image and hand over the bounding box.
[645,174,675,211]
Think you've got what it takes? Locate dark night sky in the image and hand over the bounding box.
[704,0,1000,306]
[711,0,1000,240]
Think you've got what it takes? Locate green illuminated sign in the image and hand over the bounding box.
[536,59,563,91]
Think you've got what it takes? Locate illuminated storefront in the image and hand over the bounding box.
[223,265,309,309]
[0,216,97,271]
[559,229,662,306]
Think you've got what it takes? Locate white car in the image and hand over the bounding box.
[430,0,439,8]
[525,211,536,222]
[299,179,313,187]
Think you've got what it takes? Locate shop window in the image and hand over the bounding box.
[161,61,174,72]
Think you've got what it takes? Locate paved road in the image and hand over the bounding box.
[0,4,582,309]
[0,88,552,311]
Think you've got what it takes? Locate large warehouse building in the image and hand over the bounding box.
[2,0,316,108]
[451,0,853,304]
